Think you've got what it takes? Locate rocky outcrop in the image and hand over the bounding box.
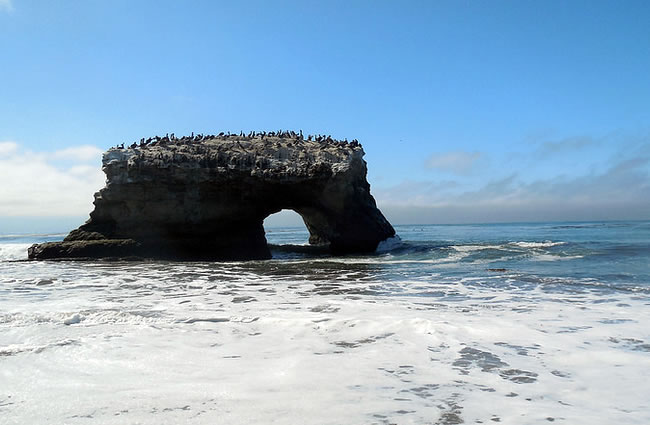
[28,132,395,260]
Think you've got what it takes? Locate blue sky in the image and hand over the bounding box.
[1,0,649,232]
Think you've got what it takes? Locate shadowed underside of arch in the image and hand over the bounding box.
[28,134,395,260]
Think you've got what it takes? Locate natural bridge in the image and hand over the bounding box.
[28,132,395,260]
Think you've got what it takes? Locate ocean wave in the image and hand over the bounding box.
[0,309,170,327]
[0,243,31,261]
[262,239,577,266]
[509,241,566,248]
[376,235,403,253]
[530,253,583,262]
[0,233,66,240]
[451,244,507,253]
[268,243,329,254]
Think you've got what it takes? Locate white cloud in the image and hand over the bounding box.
[425,151,483,175]
[50,145,103,162]
[0,142,105,216]
[0,141,19,157]
[0,0,13,12]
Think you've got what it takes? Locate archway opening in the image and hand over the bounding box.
[263,209,309,247]
[263,209,331,258]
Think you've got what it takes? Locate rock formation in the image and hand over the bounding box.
[28,133,395,260]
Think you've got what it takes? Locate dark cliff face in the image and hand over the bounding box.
[28,134,395,260]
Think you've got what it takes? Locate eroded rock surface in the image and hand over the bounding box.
[29,132,395,260]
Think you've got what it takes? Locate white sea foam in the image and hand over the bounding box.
[0,243,30,261]
[510,241,566,248]
[4,289,649,424]
[531,253,584,262]
[62,313,82,325]
[451,244,504,252]
[1,226,649,424]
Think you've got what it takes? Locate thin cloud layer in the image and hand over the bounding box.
[425,151,483,175]
[0,0,12,12]
[377,137,650,223]
[0,142,104,216]
[536,136,598,158]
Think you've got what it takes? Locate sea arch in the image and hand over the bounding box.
[28,134,395,260]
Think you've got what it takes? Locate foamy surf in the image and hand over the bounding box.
[1,221,649,424]
[0,244,31,261]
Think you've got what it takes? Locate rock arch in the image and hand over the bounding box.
[28,133,395,260]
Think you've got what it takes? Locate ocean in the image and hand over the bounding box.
[1,221,649,424]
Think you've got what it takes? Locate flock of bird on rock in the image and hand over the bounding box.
[114,130,360,150]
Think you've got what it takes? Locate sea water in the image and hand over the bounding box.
[1,222,649,424]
